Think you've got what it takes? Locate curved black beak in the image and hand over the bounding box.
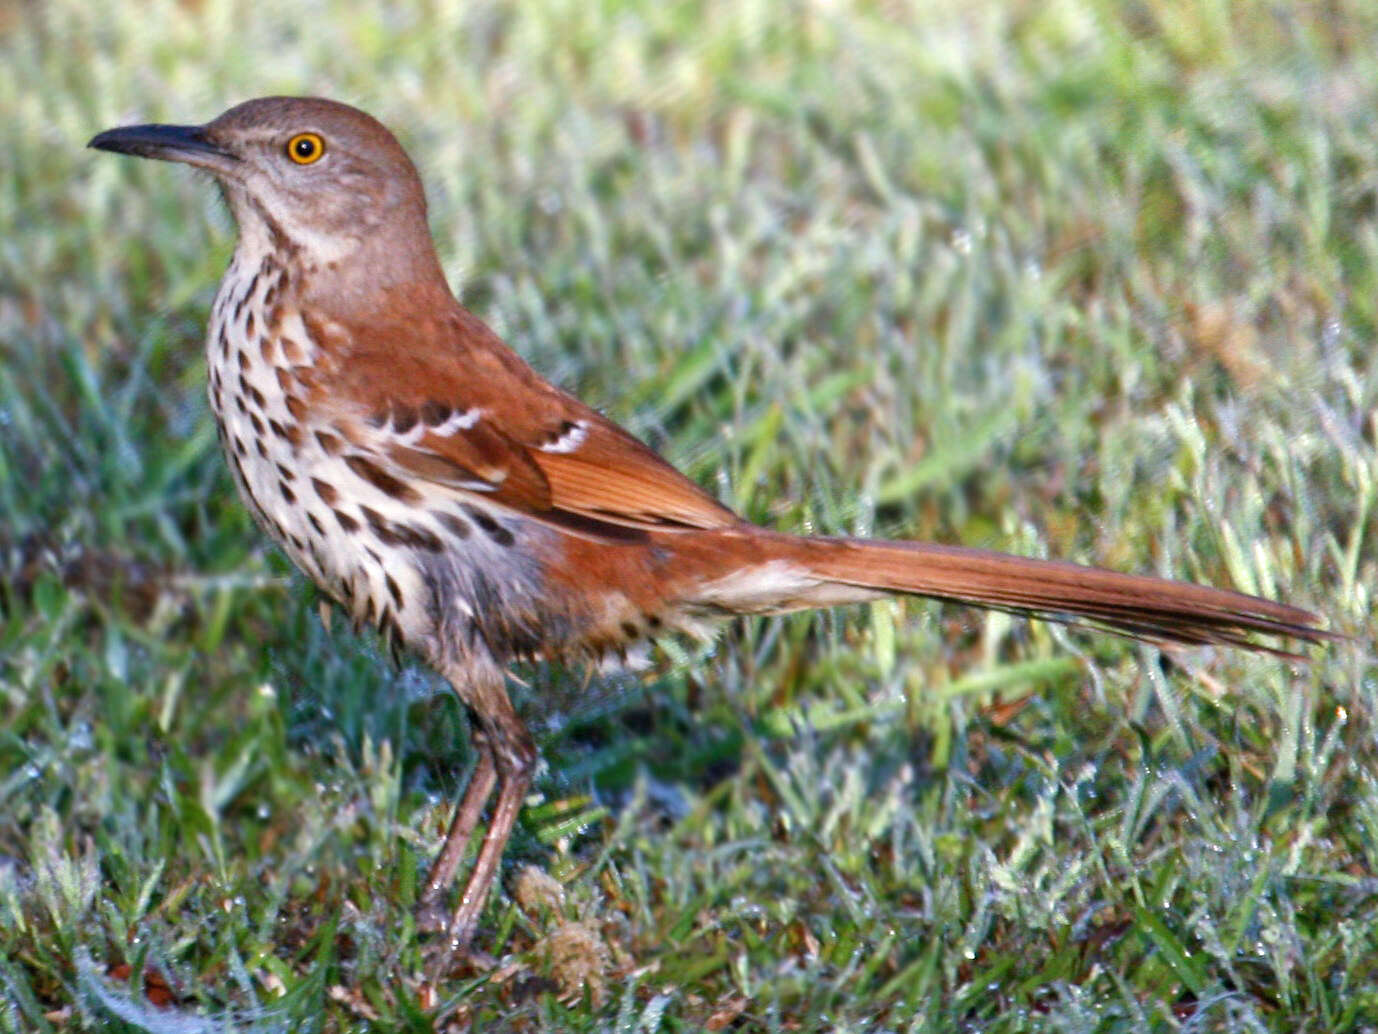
[88,123,238,174]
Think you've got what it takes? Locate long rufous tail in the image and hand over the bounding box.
[690,531,1332,656]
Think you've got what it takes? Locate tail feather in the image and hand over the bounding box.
[733,533,1335,656]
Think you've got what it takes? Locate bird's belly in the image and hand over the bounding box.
[205,261,558,666]
[212,391,552,667]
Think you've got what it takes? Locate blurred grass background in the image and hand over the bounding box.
[2,0,1376,1029]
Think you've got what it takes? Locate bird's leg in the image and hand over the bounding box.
[419,672,537,953]
[444,715,535,950]
[416,729,497,932]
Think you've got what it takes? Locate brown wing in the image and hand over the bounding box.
[310,297,740,535]
[522,418,740,530]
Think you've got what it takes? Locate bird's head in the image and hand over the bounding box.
[90,97,436,277]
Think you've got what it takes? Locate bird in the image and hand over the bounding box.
[89,97,1331,950]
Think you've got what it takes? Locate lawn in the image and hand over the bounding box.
[1,0,1375,1030]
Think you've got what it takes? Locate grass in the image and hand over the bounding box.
[1,0,1376,1029]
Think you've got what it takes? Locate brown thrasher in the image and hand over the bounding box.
[91,97,1329,948]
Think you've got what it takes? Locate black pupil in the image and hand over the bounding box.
[295,137,316,158]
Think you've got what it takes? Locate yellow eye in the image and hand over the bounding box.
[286,132,325,164]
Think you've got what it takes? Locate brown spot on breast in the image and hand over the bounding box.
[345,454,421,503]
[334,509,359,533]
[281,336,305,364]
[385,573,403,608]
[234,274,258,315]
[312,478,339,504]
[315,430,343,455]
[244,311,256,339]
[357,506,442,552]
[249,412,265,436]
[285,395,307,420]
[399,524,443,552]
[269,419,301,448]
[279,480,296,504]
[237,349,250,371]
[359,505,403,547]
[336,422,367,448]
[276,463,295,481]
[307,512,325,535]
[464,505,515,547]
[438,512,470,539]
[301,311,348,353]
